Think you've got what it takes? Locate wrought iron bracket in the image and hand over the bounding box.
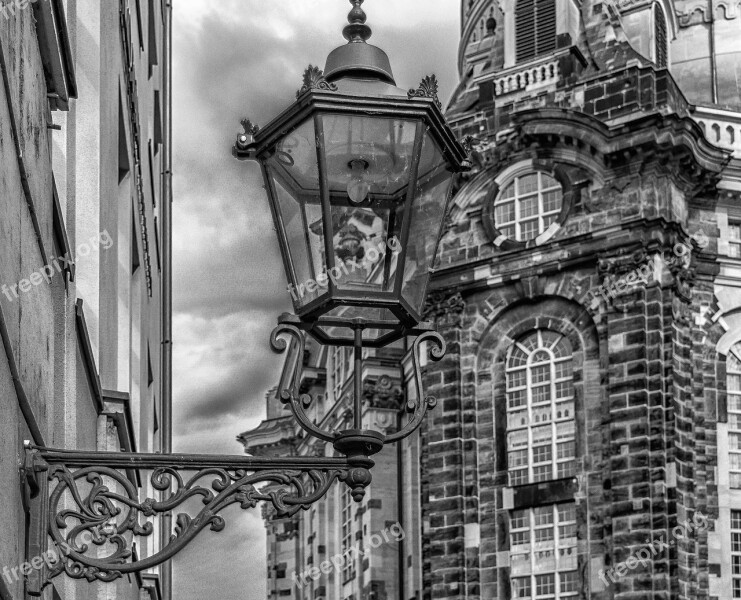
[22,446,354,586]
[21,314,446,586]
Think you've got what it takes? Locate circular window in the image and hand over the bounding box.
[493,172,563,242]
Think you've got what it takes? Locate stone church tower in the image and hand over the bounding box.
[240,1,741,599]
[419,0,741,598]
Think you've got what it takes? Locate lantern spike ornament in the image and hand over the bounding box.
[21,2,470,587]
[236,0,470,497]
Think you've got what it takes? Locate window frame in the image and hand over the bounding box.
[506,329,576,487]
[340,484,355,583]
[493,171,563,243]
[733,510,741,597]
[481,161,575,249]
[728,221,741,258]
[728,347,741,488]
[509,502,579,599]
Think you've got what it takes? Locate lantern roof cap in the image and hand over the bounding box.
[324,0,396,85]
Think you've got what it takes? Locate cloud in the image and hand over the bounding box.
[173,506,267,599]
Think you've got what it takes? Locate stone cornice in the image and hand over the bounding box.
[487,108,731,197]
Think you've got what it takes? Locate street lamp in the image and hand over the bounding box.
[235,3,467,345]
[235,0,469,499]
[22,0,470,586]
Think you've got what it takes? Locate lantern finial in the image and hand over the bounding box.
[344,0,372,43]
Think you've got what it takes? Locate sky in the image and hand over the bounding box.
[170,1,460,597]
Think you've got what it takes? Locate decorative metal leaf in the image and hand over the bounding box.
[408,74,443,110]
[296,65,339,98]
[240,119,260,137]
[461,134,477,156]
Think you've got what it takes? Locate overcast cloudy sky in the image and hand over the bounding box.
[170,1,460,597]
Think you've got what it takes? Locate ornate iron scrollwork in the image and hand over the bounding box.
[26,447,347,585]
[270,319,445,448]
[25,314,447,585]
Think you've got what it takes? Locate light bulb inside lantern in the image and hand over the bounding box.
[347,159,371,204]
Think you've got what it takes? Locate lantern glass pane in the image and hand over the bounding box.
[401,132,453,313]
[328,205,404,294]
[319,115,420,300]
[265,118,326,311]
[321,115,418,198]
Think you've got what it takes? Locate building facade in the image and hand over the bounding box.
[0,1,169,599]
[240,0,741,599]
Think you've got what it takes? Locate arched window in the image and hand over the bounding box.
[727,346,741,488]
[515,0,556,62]
[506,330,576,486]
[654,3,668,68]
[486,16,497,36]
[494,171,563,242]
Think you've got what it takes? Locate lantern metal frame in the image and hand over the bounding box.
[233,76,470,346]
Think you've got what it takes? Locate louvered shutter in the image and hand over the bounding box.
[515,0,557,63]
[536,0,556,55]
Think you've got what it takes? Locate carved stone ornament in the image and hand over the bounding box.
[664,252,697,302]
[363,375,404,409]
[423,292,466,324]
[296,65,339,98]
[408,74,443,110]
[583,248,657,311]
[461,134,481,157]
[597,248,651,280]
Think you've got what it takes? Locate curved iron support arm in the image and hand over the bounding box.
[383,330,446,444]
[271,318,447,449]
[25,447,349,585]
[270,322,337,444]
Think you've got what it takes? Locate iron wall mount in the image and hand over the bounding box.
[22,317,445,587]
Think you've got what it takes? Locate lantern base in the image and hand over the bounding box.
[277,312,436,348]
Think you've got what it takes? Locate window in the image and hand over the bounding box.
[486,16,497,36]
[729,348,741,489]
[729,222,741,258]
[734,511,741,597]
[494,173,563,242]
[506,330,576,486]
[148,0,159,77]
[341,485,354,582]
[509,503,578,599]
[332,346,352,401]
[654,3,668,69]
[515,0,556,63]
[118,93,131,183]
